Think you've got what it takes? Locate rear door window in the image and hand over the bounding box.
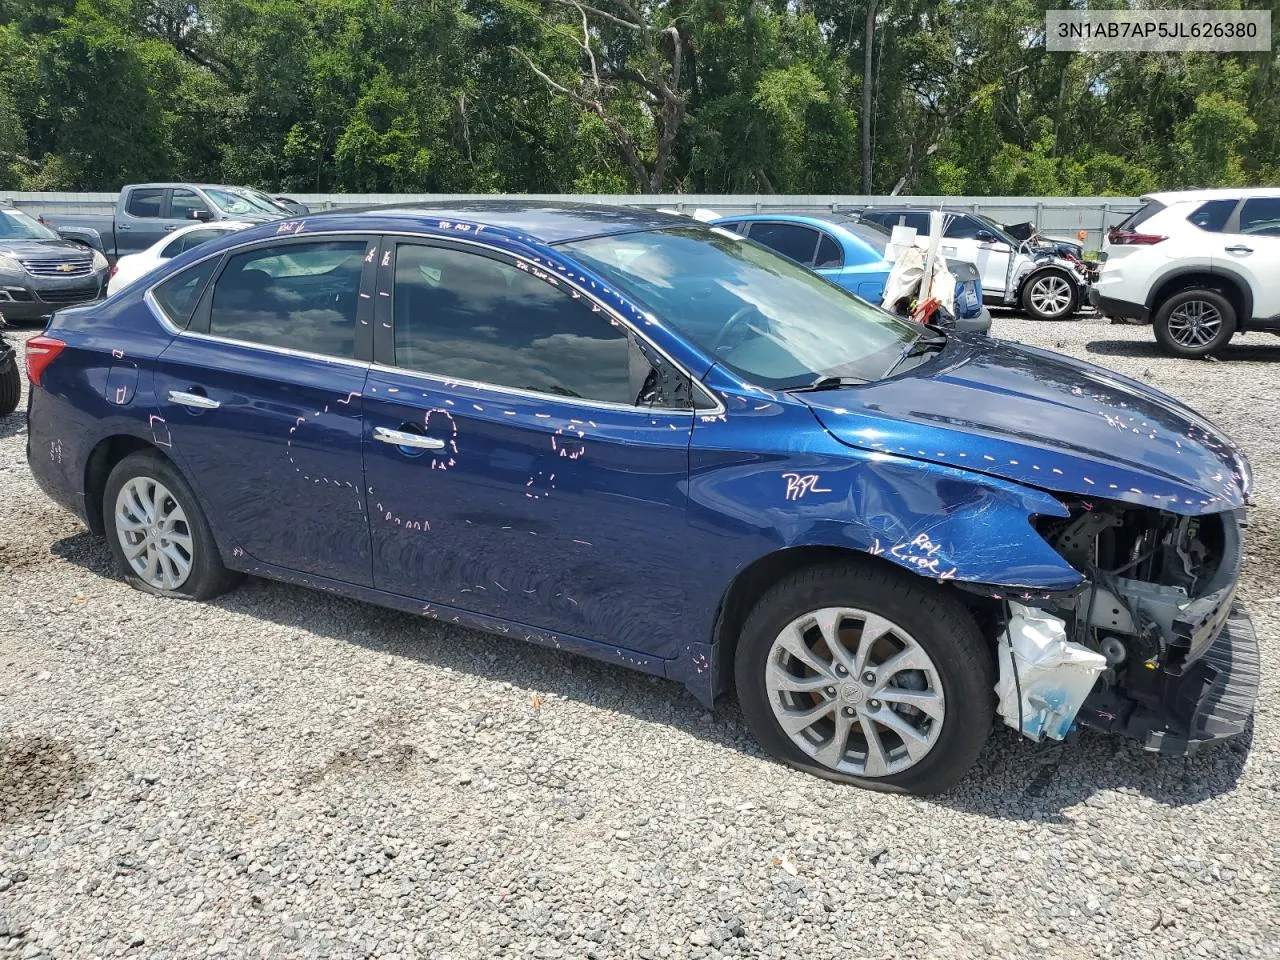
[746,222,821,266]
[126,189,164,218]
[205,240,367,358]
[1238,197,1280,237]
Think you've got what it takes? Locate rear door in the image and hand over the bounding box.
[150,234,378,584]
[116,188,169,255]
[361,236,696,658]
[1220,196,1280,320]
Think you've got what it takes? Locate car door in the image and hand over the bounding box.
[150,234,378,584]
[1220,196,1280,320]
[117,187,169,255]
[941,215,1008,296]
[361,237,695,658]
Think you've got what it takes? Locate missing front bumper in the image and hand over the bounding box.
[1078,603,1259,756]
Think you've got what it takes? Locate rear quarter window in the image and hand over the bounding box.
[152,258,218,328]
[1187,199,1237,233]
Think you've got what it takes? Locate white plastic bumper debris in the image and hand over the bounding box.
[995,602,1107,741]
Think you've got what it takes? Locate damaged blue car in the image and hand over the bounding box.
[24,203,1258,794]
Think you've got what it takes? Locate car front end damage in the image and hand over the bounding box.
[988,496,1259,756]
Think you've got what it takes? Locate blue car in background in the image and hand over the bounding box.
[24,203,1256,794]
[714,213,990,331]
[712,214,893,304]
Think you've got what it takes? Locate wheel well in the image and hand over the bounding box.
[710,545,977,698]
[83,435,170,535]
[1148,272,1248,325]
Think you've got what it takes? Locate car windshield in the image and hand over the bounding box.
[561,226,918,388]
[0,208,59,241]
[206,188,279,216]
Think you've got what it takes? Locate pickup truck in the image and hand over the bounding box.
[45,183,289,261]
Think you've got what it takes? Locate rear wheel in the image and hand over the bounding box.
[0,359,19,417]
[1154,288,1235,358]
[1021,269,1079,320]
[103,451,241,600]
[734,561,994,795]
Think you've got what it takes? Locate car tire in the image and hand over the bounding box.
[0,361,20,417]
[1153,288,1235,359]
[103,450,242,601]
[1020,268,1079,320]
[734,560,994,795]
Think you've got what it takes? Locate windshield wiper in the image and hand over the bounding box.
[883,332,948,377]
[783,375,869,393]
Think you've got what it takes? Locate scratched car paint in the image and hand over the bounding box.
[23,202,1259,795]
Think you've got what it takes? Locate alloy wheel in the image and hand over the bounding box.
[764,607,945,777]
[114,476,194,590]
[1166,300,1223,347]
[1029,274,1073,317]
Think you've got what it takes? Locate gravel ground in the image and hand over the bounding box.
[1,315,1278,960]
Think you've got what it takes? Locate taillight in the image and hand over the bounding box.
[25,336,66,386]
[109,263,118,280]
[1107,228,1166,246]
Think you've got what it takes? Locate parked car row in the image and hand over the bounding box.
[856,207,1094,322]
[22,202,1258,794]
[708,213,991,332]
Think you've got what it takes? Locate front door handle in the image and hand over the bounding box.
[1224,244,1253,254]
[168,390,220,410]
[374,426,445,450]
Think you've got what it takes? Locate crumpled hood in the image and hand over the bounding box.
[800,335,1249,514]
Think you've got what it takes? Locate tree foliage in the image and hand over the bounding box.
[0,0,1276,194]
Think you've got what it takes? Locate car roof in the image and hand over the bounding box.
[1141,187,1280,205]
[300,200,691,245]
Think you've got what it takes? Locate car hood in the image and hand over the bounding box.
[799,335,1248,514]
[0,238,93,258]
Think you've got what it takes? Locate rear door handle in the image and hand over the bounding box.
[374,426,444,450]
[168,390,220,410]
[1224,244,1253,254]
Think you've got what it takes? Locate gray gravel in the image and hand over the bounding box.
[1,315,1278,959]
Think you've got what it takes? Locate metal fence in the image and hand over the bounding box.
[3,191,1144,251]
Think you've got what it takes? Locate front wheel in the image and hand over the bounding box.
[734,562,995,794]
[103,450,241,600]
[1020,269,1079,320]
[1153,288,1235,358]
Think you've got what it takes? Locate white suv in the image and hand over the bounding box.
[1091,188,1280,357]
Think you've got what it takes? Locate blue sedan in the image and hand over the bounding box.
[24,203,1257,793]
[712,213,893,303]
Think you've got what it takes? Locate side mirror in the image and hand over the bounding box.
[975,230,998,244]
[187,209,213,222]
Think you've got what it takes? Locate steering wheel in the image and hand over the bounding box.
[712,305,766,354]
